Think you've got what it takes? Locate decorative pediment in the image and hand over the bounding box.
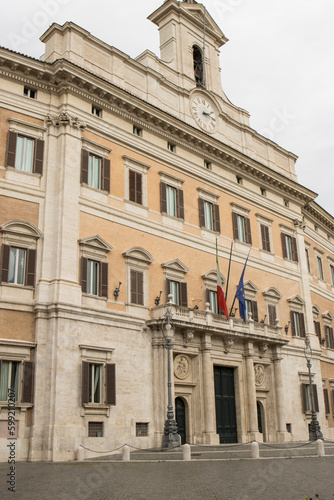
[79,235,112,252]
[122,247,154,264]
[262,287,282,300]
[162,259,189,273]
[322,310,333,322]
[244,280,259,293]
[1,220,42,238]
[201,269,226,285]
[312,305,321,317]
[287,294,304,306]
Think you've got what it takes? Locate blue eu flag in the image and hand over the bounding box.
[235,253,249,323]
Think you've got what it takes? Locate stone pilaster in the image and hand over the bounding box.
[244,342,261,442]
[201,333,220,444]
[272,346,289,442]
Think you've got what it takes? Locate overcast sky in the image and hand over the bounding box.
[1,0,333,216]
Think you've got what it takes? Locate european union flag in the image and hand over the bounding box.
[235,253,250,323]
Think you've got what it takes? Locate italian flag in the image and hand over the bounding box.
[216,239,229,319]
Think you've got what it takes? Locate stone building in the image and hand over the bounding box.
[0,0,333,461]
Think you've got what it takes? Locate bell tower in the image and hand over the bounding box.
[148,0,228,93]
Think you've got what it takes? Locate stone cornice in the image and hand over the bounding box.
[0,48,319,210]
[302,202,334,233]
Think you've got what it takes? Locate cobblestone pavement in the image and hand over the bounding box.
[1,454,334,500]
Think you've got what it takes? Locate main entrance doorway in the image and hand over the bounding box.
[214,366,237,443]
[175,397,186,444]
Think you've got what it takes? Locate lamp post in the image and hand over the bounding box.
[304,336,323,441]
[161,304,180,449]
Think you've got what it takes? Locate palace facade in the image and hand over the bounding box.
[0,0,333,461]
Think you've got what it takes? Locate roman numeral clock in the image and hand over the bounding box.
[190,94,218,133]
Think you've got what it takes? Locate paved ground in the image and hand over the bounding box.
[1,444,334,500]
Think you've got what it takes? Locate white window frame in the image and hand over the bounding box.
[88,362,102,403]
[8,247,26,285]
[15,135,35,172]
[317,256,324,281]
[0,360,20,402]
[88,154,102,190]
[123,156,150,209]
[86,259,99,296]
[166,185,177,217]
[123,247,154,310]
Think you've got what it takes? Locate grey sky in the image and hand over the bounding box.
[1,0,333,216]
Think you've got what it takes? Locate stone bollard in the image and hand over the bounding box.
[122,445,130,462]
[182,444,191,461]
[316,439,325,457]
[251,441,260,459]
[76,446,84,461]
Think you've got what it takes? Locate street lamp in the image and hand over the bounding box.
[304,336,323,441]
[161,304,180,449]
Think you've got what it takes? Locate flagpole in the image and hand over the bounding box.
[229,249,251,317]
[225,242,233,302]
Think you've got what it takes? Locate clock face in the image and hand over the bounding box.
[190,95,217,132]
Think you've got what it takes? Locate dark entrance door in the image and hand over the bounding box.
[257,401,263,434]
[214,366,237,443]
[175,397,186,444]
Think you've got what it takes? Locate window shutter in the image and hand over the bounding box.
[290,311,296,336]
[106,363,116,405]
[137,271,144,305]
[130,269,144,305]
[33,139,44,174]
[268,305,276,326]
[281,233,287,259]
[205,288,210,305]
[301,384,307,412]
[232,212,239,240]
[130,269,137,304]
[198,198,205,228]
[261,225,270,252]
[6,131,17,168]
[314,321,321,342]
[291,237,298,262]
[1,244,10,283]
[331,390,334,417]
[165,279,171,303]
[129,170,136,202]
[82,361,89,405]
[22,361,34,403]
[25,249,36,287]
[99,262,108,298]
[313,385,319,412]
[102,158,110,193]
[329,327,334,349]
[213,204,221,233]
[244,217,252,245]
[179,282,188,307]
[177,189,184,219]
[80,149,89,184]
[136,172,142,205]
[324,388,330,414]
[299,313,306,338]
[251,301,258,322]
[160,182,167,213]
[81,257,88,293]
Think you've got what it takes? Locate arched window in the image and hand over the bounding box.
[193,45,204,87]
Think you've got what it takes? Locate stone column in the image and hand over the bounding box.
[201,333,219,445]
[244,342,260,442]
[151,328,165,448]
[272,346,289,442]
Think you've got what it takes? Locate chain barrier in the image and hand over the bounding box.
[79,443,143,454]
[259,441,315,450]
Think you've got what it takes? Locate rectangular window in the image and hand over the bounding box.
[204,160,211,170]
[23,87,36,98]
[81,150,110,193]
[87,260,99,296]
[325,326,334,349]
[245,300,258,322]
[88,422,103,437]
[317,256,324,280]
[133,126,142,137]
[290,311,306,337]
[0,361,20,401]
[136,422,149,437]
[89,363,101,403]
[268,304,277,326]
[301,383,319,412]
[281,233,298,262]
[130,269,144,305]
[324,389,330,415]
[8,247,26,285]
[283,199,289,208]
[92,106,101,117]
[204,201,213,231]
[88,154,101,189]
[166,185,177,217]
[129,170,142,205]
[15,136,34,172]
[167,142,175,153]
[260,187,266,196]
[330,264,334,286]
[167,279,187,307]
[232,212,252,245]
[236,176,243,185]
[260,224,271,252]
[209,290,218,314]
[314,321,321,343]
[305,248,311,273]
